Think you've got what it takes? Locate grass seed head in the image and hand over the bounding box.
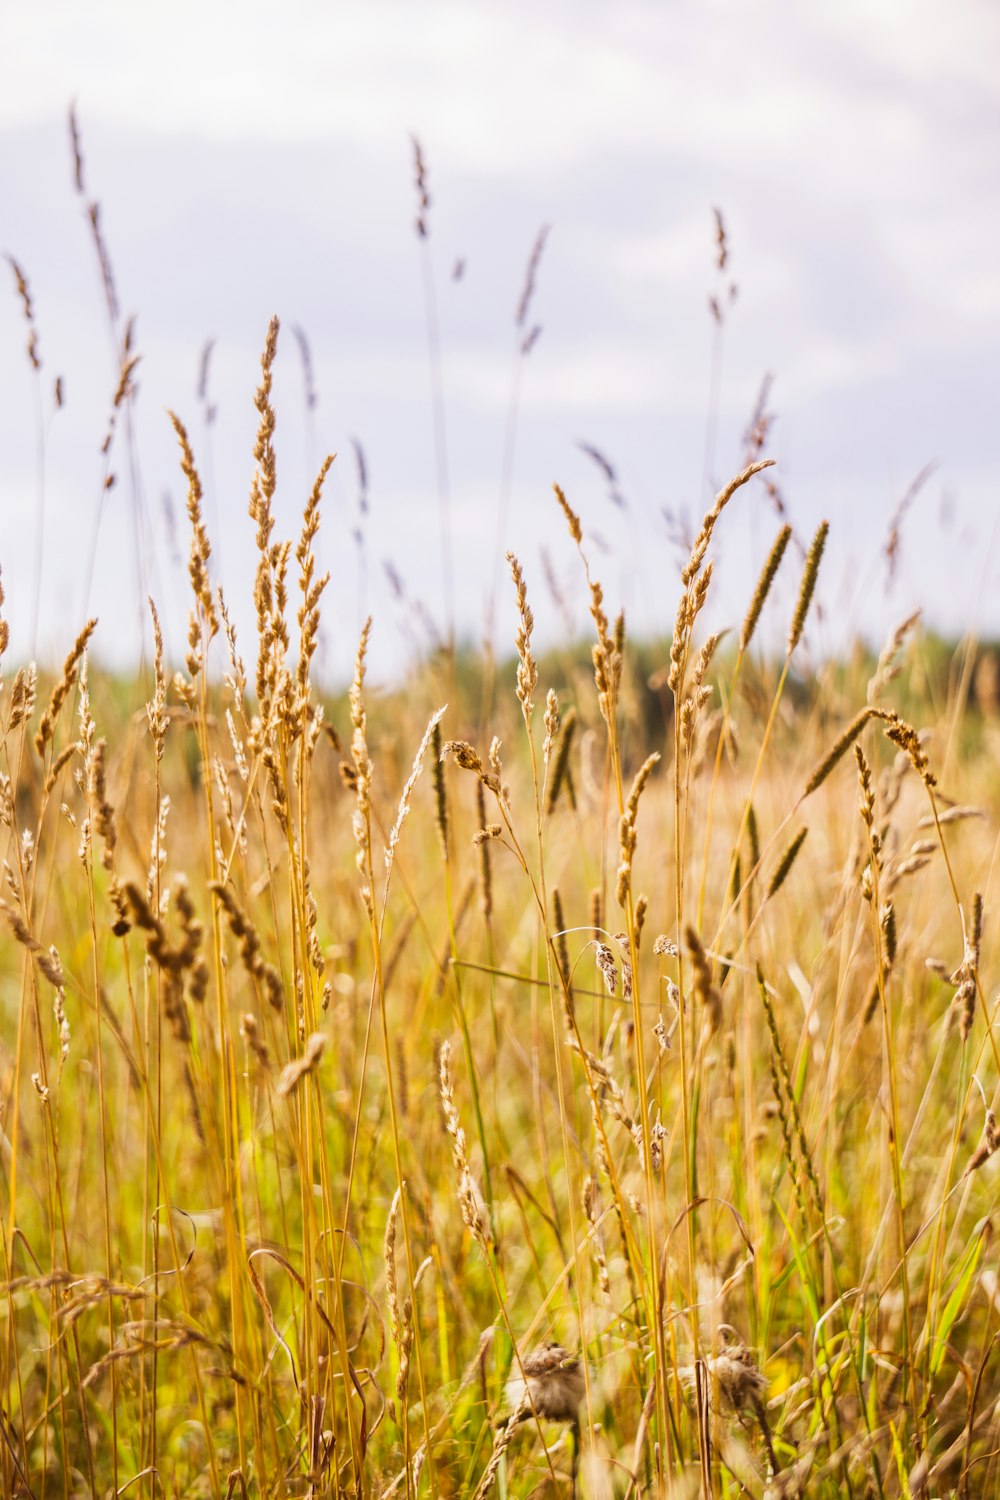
[506,1343,586,1424]
[741,524,792,651]
[787,519,828,655]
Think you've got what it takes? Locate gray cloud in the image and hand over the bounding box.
[1,1,997,679]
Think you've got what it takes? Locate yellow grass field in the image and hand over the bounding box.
[1,305,999,1500]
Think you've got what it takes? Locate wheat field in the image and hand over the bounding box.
[3,126,1000,1500]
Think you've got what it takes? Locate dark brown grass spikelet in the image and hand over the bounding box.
[240,1013,270,1069]
[882,900,897,968]
[474,782,492,920]
[874,708,937,790]
[276,1032,326,1099]
[712,206,729,271]
[2,918,71,1067]
[97,342,141,470]
[970,891,984,963]
[110,345,141,416]
[210,880,283,1011]
[551,889,571,992]
[86,198,120,324]
[440,739,502,797]
[123,881,197,1043]
[68,101,85,194]
[506,1342,586,1424]
[767,827,808,899]
[88,739,117,870]
[747,802,760,874]
[787,520,828,654]
[441,739,483,776]
[954,978,977,1040]
[862,979,881,1027]
[802,708,875,797]
[964,1109,998,1176]
[35,618,98,757]
[0,900,39,955]
[431,720,449,857]
[947,891,983,1040]
[553,483,582,545]
[741,524,792,651]
[864,901,898,1024]
[5,256,42,370]
[176,885,209,1005]
[634,893,648,949]
[729,851,742,907]
[411,135,431,238]
[686,924,722,1034]
[43,742,78,795]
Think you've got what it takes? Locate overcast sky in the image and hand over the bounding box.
[2,1,998,682]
